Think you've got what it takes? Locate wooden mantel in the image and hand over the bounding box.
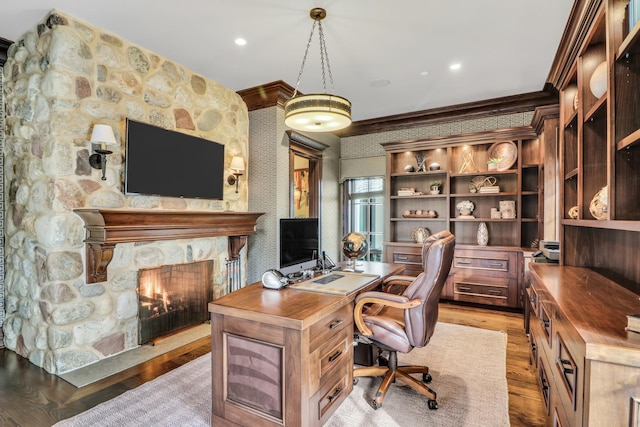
[73,209,264,283]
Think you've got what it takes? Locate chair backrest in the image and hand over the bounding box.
[402,230,455,347]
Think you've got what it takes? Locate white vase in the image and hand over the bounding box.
[477,222,489,246]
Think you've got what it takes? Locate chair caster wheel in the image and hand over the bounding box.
[353,378,359,385]
[423,373,432,383]
[370,400,381,410]
[428,399,438,410]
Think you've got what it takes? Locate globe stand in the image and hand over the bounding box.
[342,257,364,273]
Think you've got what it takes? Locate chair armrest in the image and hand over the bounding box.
[381,275,415,293]
[354,291,421,337]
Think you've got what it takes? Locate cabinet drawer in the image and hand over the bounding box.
[309,303,351,352]
[453,249,517,278]
[312,363,350,424]
[393,252,422,265]
[309,328,351,392]
[452,278,510,306]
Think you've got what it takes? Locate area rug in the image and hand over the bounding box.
[54,322,509,427]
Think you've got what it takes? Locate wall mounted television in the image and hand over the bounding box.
[279,217,319,276]
[125,119,225,199]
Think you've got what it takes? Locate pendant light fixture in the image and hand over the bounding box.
[284,8,352,132]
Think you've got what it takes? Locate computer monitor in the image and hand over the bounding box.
[279,218,319,276]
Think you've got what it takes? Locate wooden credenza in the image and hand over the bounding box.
[529,264,640,426]
[208,262,403,426]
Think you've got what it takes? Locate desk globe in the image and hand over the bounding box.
[341,232,368,272]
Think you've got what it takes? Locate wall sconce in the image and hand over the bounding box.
[88,124,118,181]
[227,156,245,193]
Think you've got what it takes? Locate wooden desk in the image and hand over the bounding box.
[208,262,403,427]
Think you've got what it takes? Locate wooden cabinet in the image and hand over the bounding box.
[381,127,544,308]
[382,128,543,251]
[552,0,640,290]
[444,245,522,308]
[529,264,640,426]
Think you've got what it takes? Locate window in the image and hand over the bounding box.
[343,177,384,262]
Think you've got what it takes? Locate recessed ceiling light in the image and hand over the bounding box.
[420,71,429,76]
[449,63,461,71]
[235,38,247,46]
[370,79,391,88]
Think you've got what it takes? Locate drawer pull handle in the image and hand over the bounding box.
[457,260,472,265]
[329,319,344,329]
[559,359,574,375]
[395,256,409,261]
[458,286,471,292]
[488,262,504,267]
[328,350,343,362]
[488,289,502,295]
[327,386,343,403]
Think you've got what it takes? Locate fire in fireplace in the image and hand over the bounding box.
[137,260,213,345]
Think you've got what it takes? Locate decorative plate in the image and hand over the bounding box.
[487,141,517,171]
[411,227,431,244]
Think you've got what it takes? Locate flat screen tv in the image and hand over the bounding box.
[279,218,319,276]
[125,119,225,199]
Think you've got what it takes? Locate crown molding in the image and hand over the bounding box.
[546,0,601,89]
[531,104,560,135]
[237,80,295,111]
[238,81,558,138]
[336,90,559,137]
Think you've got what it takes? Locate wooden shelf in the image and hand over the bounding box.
[617,19,640,60]
[74,209,264,283]
[451,192,517,197]
[564,168,578,180]
[584,95,607,122]
[616,127,640,150]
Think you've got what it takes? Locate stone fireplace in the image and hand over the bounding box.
[2,9,253,374]
[138,261,212,345]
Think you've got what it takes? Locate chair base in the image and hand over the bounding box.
[353,351,438,410]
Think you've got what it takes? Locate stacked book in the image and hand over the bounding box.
[479,185,500,194]
[627,313,640,333]
[398,188,423,196]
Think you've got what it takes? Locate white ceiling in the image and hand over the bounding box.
[2,1,575,122]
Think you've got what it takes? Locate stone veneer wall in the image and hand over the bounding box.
[2,10,248,374]
[0,63,5,345]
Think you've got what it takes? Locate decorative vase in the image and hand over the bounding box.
[477,222,489,246]
[589,61,607,98]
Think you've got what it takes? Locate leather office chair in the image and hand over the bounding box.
[353,230,455,410]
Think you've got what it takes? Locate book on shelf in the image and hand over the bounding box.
[479,186,500,193]
[627,313,640,333]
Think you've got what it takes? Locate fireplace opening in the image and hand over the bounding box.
[137,260,213,345]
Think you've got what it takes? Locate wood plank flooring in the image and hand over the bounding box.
[0,302,545,426]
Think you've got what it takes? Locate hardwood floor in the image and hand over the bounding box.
[0,303,545,426]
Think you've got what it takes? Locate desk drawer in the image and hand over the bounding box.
[309,304,351,352]
[309,328,351,392]
[313,362,350,424]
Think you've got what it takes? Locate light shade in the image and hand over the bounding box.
[90,124,117,146]
[229,156,245,172]
[285,94,352,132]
